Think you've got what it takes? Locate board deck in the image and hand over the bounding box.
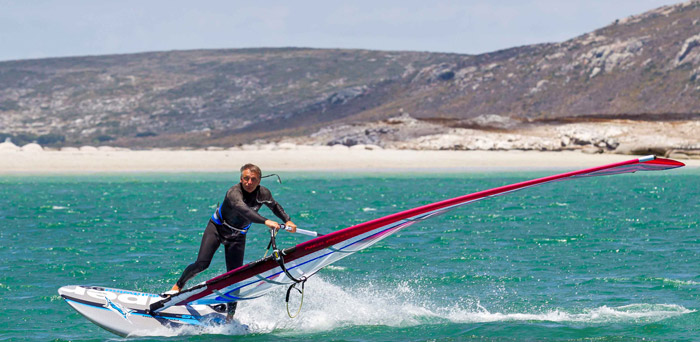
[58,285,228,337]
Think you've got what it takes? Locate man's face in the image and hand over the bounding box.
[240,169,261,193]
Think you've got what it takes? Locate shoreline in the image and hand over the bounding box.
[1,149,698,174]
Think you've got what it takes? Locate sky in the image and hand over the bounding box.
[0,0,683,62]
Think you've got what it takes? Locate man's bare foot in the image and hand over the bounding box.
[162,284,181,297]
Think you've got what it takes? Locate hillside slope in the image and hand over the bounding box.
[0,1,698,148]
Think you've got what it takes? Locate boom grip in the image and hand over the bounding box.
[281,224,318,237]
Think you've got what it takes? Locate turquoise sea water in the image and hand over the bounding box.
[1,168,698,341]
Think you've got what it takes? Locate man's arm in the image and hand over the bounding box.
[228,192,282,230]
[267,201,290,223]
[263,190,296,233]
[227,188,268,224]
[267,201,296,232]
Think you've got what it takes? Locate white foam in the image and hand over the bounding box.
[650,277,700,286]
[130,276,695,337]
[128,321,250,337]
[324,265,347,271]
[442,303,693,324]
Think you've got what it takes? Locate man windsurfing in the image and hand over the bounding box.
[167,163,297,322]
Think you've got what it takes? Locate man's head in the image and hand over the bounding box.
[240,163,262,193]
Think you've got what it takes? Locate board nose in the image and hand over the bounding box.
[58,285,77,296]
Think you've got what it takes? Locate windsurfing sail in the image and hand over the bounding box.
[150,155,684,313]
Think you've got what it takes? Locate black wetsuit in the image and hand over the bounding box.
[175,183,290,292]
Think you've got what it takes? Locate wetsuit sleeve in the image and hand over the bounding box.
[266,198,291,223]
[259,186,291,222]
[227,188,268,224]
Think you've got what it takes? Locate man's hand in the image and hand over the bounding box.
[285,221,297,233]
[264,219,280,231]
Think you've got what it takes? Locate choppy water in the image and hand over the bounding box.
[1,168,698,341]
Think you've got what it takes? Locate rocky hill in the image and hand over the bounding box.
[0,1,698,148]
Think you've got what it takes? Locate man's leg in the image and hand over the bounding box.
[172,221,221,292]
[223,234,246,321]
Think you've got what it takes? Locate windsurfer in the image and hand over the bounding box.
[168,163,297,322]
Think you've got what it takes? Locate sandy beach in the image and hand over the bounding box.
[1,146,697,173]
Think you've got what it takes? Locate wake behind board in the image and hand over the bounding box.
[58,285,230,337]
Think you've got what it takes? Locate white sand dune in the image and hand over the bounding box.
[1,147,696,173]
